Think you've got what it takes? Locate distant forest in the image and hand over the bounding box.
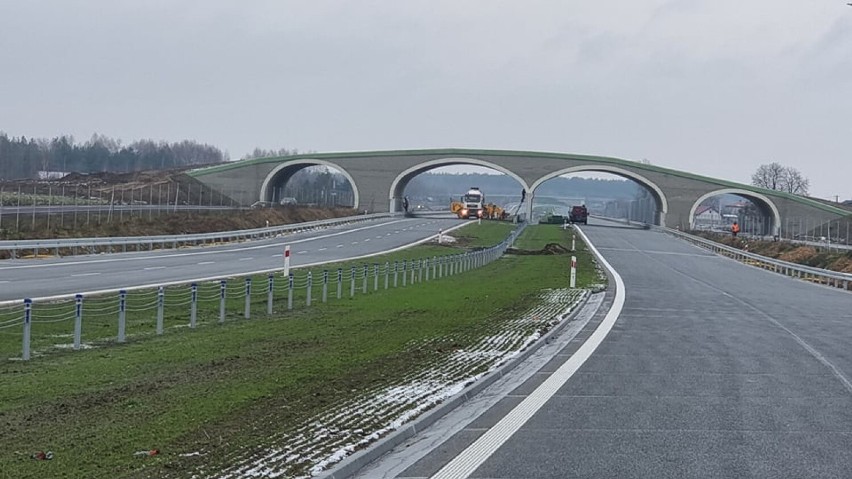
[0,132,226,180]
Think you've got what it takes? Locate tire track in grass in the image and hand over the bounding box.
[200,289,586,479]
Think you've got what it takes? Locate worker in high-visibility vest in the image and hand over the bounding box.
[731,222,740,237]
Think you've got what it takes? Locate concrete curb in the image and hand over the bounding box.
[318,289,594,479]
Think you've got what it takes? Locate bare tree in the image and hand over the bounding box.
[751,162,786,190]
[752,162,809,196]
[781,167,809,195]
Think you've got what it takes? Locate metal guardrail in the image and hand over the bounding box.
[663,227,852,292]
[0,213,393,259]
[1,222,527,361]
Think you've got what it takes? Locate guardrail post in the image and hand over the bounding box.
[393,261,399,287]
[74,294,83,350]
[425,258,430,281]
[350,266,356,297]
[244,278,252,319]
[362,265,368,294]
[267,274,275,315]
[337,268,343,299]
[323,270,329,303]
[402,261,407,286]
[374,263,379,291]
[384,262,390,289]
[288,273,294,310]
[433,256,438,279]
[22,298,32,361]
[190,283,198,328]
[419,259,424,282]
[157,286,164,334]
[118,290,126,343]
[306,272,313,306]
[219,280,226,324]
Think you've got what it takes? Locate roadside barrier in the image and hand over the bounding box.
[663,227,851,292]
[1,224,527,361]
[0,212,392,259]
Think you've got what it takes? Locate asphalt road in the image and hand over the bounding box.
[0,216,465,302]
[359,220,852,479]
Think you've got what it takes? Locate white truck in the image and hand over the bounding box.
[458,187,485,219]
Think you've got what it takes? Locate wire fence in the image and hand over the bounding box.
[2,225,527,361]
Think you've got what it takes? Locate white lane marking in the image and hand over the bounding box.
[351,241,359,245]
[297,250,308,254]
[197,261,215,265]
[71,272,101,277]
[318,248,328,251]
[429,225,625,479]
[143,267,166,271]
[376,235,383,239]
[336,244,344,248]
[364,238,371,242]
[0,281,8,284]
[238,257,253,261]
[271,254,282,257]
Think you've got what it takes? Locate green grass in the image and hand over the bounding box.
[0,224,601,479]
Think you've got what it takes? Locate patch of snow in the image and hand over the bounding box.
[205,289,588,479]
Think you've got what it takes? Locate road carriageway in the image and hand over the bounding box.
[0,216,464,303]
[348,220,852,479]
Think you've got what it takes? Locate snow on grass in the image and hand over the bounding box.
[206,289,587,479]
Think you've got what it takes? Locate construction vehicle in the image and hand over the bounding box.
[483,203,507,220]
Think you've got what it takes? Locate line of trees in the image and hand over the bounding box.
[0,132,226,180]
[751,162,809,196]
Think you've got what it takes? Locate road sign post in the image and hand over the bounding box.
[570,256,577,288]
[283,245,291,278]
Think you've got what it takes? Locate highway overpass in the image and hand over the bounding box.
[189,149,850,237]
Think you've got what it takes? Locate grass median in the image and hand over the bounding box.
[0,223,602,479]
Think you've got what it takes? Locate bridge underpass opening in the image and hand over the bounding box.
[261,163,355,208]
[690,190,777,237]
[392,162,526,219]
[531,170,665,226]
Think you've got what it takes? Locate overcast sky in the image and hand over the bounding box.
[1,1,850,199]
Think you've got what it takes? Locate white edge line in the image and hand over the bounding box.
[0,221,471,306]
[429,225,626,479]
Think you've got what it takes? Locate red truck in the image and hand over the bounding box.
[568,205,588,224]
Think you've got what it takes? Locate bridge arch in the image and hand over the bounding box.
[689,188,781,236]
[529,165,669,226]
[388,157,530,212]
[259,159,360,207]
